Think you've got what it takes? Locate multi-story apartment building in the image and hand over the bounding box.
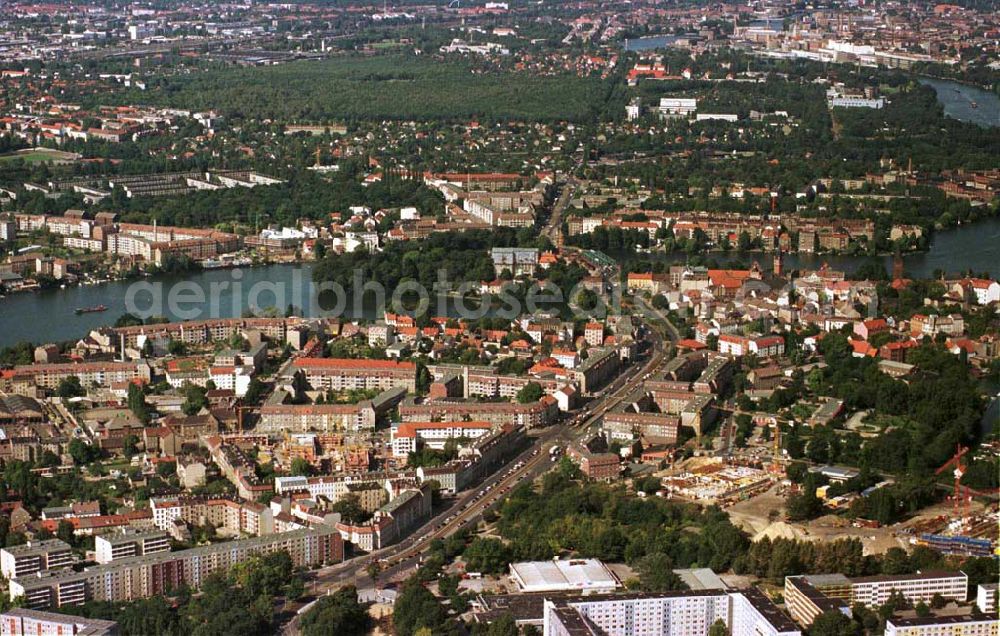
[112,318,289,349]
[580,323,603,348]
[490,247,539,276]
[730,589,803,636]
[575,347,621,395]
[415,425,525,494]
[0,217,17,243]
[6,361,151,392]
[463,191,539,227]
[367,322,395,347]
[9,527,343,609]
[884,613,999,636]
[659,97,698,117]
[94,530,170,564]
[1,609,119,636]
[274,473,404,509]
[291,358,417,392]
[467,368,563,400]
[785,572,968,627]
[603,411,680,445]
[398,397,557,429]
[203,438,272,501]
[335,485,432,552]
[149,496,273,537]
[850,571,968,607]
[426,172,526,192]
[391,421,494,457]
[542,589,800,636]
[783,575,851,627]
[978,583,998,613]
[107,223,240,265]
[0,541,73,580]
[258,402,377,434]
[567,445,621,481]
[718,334,785,358]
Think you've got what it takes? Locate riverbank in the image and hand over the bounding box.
[2,217,999,348]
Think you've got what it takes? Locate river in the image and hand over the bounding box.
[623,217,1000,278]
[0,217,998,348]
[623,34,685,52]
[919,77,1000,128]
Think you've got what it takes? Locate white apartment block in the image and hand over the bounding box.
[977,584,998,613]
[542,589,800,636]
[659,97,698,117]
[0,541,73,580]
[785,572,969,628]
[274,474,395,504]
[884,614,999,636]
[391,421,493,457]
[208,365,252,396]
[730,590,801,636]
[94,530,170,564]
[543,594,722,636]
[149,497,273,537]
[850,571,968,607]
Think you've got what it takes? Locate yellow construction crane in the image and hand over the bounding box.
[769,423,783,474]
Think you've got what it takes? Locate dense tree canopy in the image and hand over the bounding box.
[116,55,614,124]
[299,586,371,636]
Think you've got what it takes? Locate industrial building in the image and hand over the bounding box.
[509,559,622,595]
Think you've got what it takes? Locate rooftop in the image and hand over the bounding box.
[887,612,999,628]
[510,559,621,592]
[674,567,728,591]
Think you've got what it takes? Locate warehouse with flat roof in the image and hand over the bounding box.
[509,559,621,594]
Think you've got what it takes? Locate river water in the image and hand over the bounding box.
[624,35,684,52]
[1,217,997,348]
[919,77,1000,128]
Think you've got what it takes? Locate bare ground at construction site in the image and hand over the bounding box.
[724,485,909,555]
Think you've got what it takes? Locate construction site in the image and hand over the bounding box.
[661,462,775,505]
[904,444,999,558]
[650,426,1000,559]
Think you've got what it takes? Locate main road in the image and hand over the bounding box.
[541,175,578,242]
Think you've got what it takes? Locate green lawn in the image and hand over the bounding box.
[0,149,78,164]
[129,54,616,123]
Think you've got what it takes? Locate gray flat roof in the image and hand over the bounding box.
[674,568,728,591]
[510,559,620,591]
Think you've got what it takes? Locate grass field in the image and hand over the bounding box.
[0,148,80,164]
[131,54,617,123]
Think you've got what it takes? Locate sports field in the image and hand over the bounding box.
[0,148,81,164]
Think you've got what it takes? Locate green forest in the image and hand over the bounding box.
[311,227,549,297]
[96,165,441,229]
[119,54,615,123]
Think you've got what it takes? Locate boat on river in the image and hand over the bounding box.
[75,304,108,315]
